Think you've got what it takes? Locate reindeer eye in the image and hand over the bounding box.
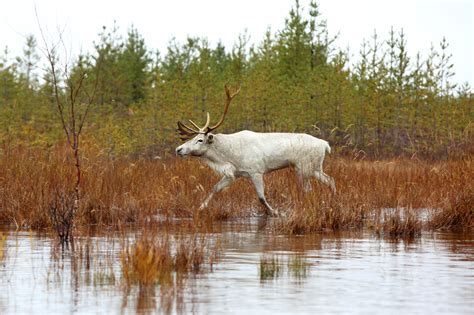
[197,139,203,143]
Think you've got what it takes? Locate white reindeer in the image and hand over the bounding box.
[175,85,336,216]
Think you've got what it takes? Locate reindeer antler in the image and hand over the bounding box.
[176,84,240,140]
[176,113,210,140]
[177,120,199,141]
[206,84,241,133]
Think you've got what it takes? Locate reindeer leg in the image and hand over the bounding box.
[250,174,278,216]
[199,176,234,209]
[314,170,336,194]
[295,166,312,192]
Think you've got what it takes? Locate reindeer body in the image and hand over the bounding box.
[176,130,335,216]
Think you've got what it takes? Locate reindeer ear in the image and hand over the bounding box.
[207,134,214,144]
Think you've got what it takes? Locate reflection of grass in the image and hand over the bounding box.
[259,255,282,281]
[287,255,309,280]
[260,254,311,281]
[0,232,6,262]
[43,226,222,314]
[93,270,116,286]
[119,229,222,314]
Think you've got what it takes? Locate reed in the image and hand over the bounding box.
[120,228,221,288]
[121,235,174,287]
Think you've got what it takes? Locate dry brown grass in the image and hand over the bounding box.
[273,157,472,235]
[429,188,474,230]
[0,145,472,235]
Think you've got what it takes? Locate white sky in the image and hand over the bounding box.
[1,0,472,86]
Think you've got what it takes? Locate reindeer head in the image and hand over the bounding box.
[175,84,240,157]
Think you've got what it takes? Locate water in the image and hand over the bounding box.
[1,222,473,314]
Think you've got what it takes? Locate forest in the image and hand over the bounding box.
[0,1,472,159]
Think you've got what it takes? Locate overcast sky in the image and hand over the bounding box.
[1,0,472,86]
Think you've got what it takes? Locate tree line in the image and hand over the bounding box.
[0,0,472,158]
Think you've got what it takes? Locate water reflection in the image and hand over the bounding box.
[259,254,310,282]
[0,223,473,314]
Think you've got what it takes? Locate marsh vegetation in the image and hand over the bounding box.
[0,0,472,313]
[0,147,471,233]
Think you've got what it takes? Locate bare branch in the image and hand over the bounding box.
[36,7,72,146]
[78,53,103,135]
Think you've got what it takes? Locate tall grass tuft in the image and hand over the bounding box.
[120,229,221,288]
[371,208,422,238]
[429,189,474,230]
[121,235,174,287]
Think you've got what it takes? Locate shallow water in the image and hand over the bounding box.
[1,222,473,314]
